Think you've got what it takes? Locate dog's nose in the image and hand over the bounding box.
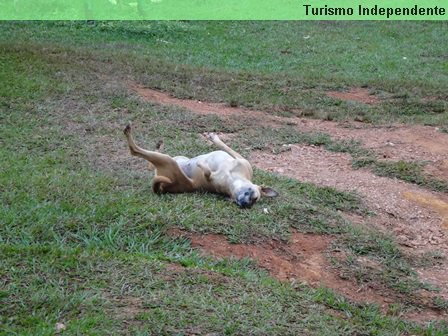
[237,201,253,209]
[236,196,254,209]
[236,188,256,208]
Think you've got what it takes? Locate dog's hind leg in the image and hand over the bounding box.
[124,124,171,166]
[204,133,244,160]
[124,123,195,191]
[147,140,164,171]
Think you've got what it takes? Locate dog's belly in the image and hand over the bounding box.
[175,151,233,179]
[177,159,195,178]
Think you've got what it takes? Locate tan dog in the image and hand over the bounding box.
[124,123,278,208]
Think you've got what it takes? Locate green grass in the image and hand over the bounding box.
[5,245,447,336]
[1,21,447,125]
[336,228,439,301]
[2,21,448,334]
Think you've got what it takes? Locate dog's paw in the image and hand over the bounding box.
[155,139,164,151]
[204,132,219,142]
[123,123,132,136]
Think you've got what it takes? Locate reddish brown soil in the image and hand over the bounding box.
[290,119,448,172]
[131,82,448,321]
[326,87,380,105]
[129,82,295,127]
[129,82,251,117]
[169,228,390,307]
[169,229,447,321]
[425,159,448,181]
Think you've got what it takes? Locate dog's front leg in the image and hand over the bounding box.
[204,132,244,160]
[197,161,212,181]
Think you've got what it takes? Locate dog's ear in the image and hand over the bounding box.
[260,186,279,198]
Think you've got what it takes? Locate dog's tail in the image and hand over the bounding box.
[155,139,164,152]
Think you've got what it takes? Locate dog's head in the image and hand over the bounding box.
[234,184,278,208]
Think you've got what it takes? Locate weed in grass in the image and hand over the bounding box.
[432,297,448,311]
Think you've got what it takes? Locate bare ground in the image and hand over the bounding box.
[169,228,390,306]
[326,87,380,105]
[129,82,448,321]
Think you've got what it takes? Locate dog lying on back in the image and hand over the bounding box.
[124,123,278,208]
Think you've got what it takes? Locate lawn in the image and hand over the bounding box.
[1,21,447,335]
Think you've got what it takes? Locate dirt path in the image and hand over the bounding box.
[130,82,448,321]
[291,119,448,181]
[252,145,448,252]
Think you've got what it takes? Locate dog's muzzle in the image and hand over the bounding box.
[236,188,256,208]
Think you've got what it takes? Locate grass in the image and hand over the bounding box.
[1,21,448,334]
[5,245,447,336]
[336,227,439,302]
[1,21,447,125]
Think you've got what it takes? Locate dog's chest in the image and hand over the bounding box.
[177,160,195,178]
[175,151,239,193]
[176,151,233,177]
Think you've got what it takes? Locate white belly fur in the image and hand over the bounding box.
[174,151,250,194]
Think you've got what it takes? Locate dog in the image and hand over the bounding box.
[124,123,278,208]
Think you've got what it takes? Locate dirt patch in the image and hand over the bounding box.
[130,82,251,118]
[129,81,297,127]
[169,229,448,321]
[424,159,448,181]
[193,231,333,285]
[404,192,448,230]
[110,295,144,321]
[326,88,380,105]
[251,145,448,315]
[289,119,448,168]
[169,229,390,306]
[105,293,147,330]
